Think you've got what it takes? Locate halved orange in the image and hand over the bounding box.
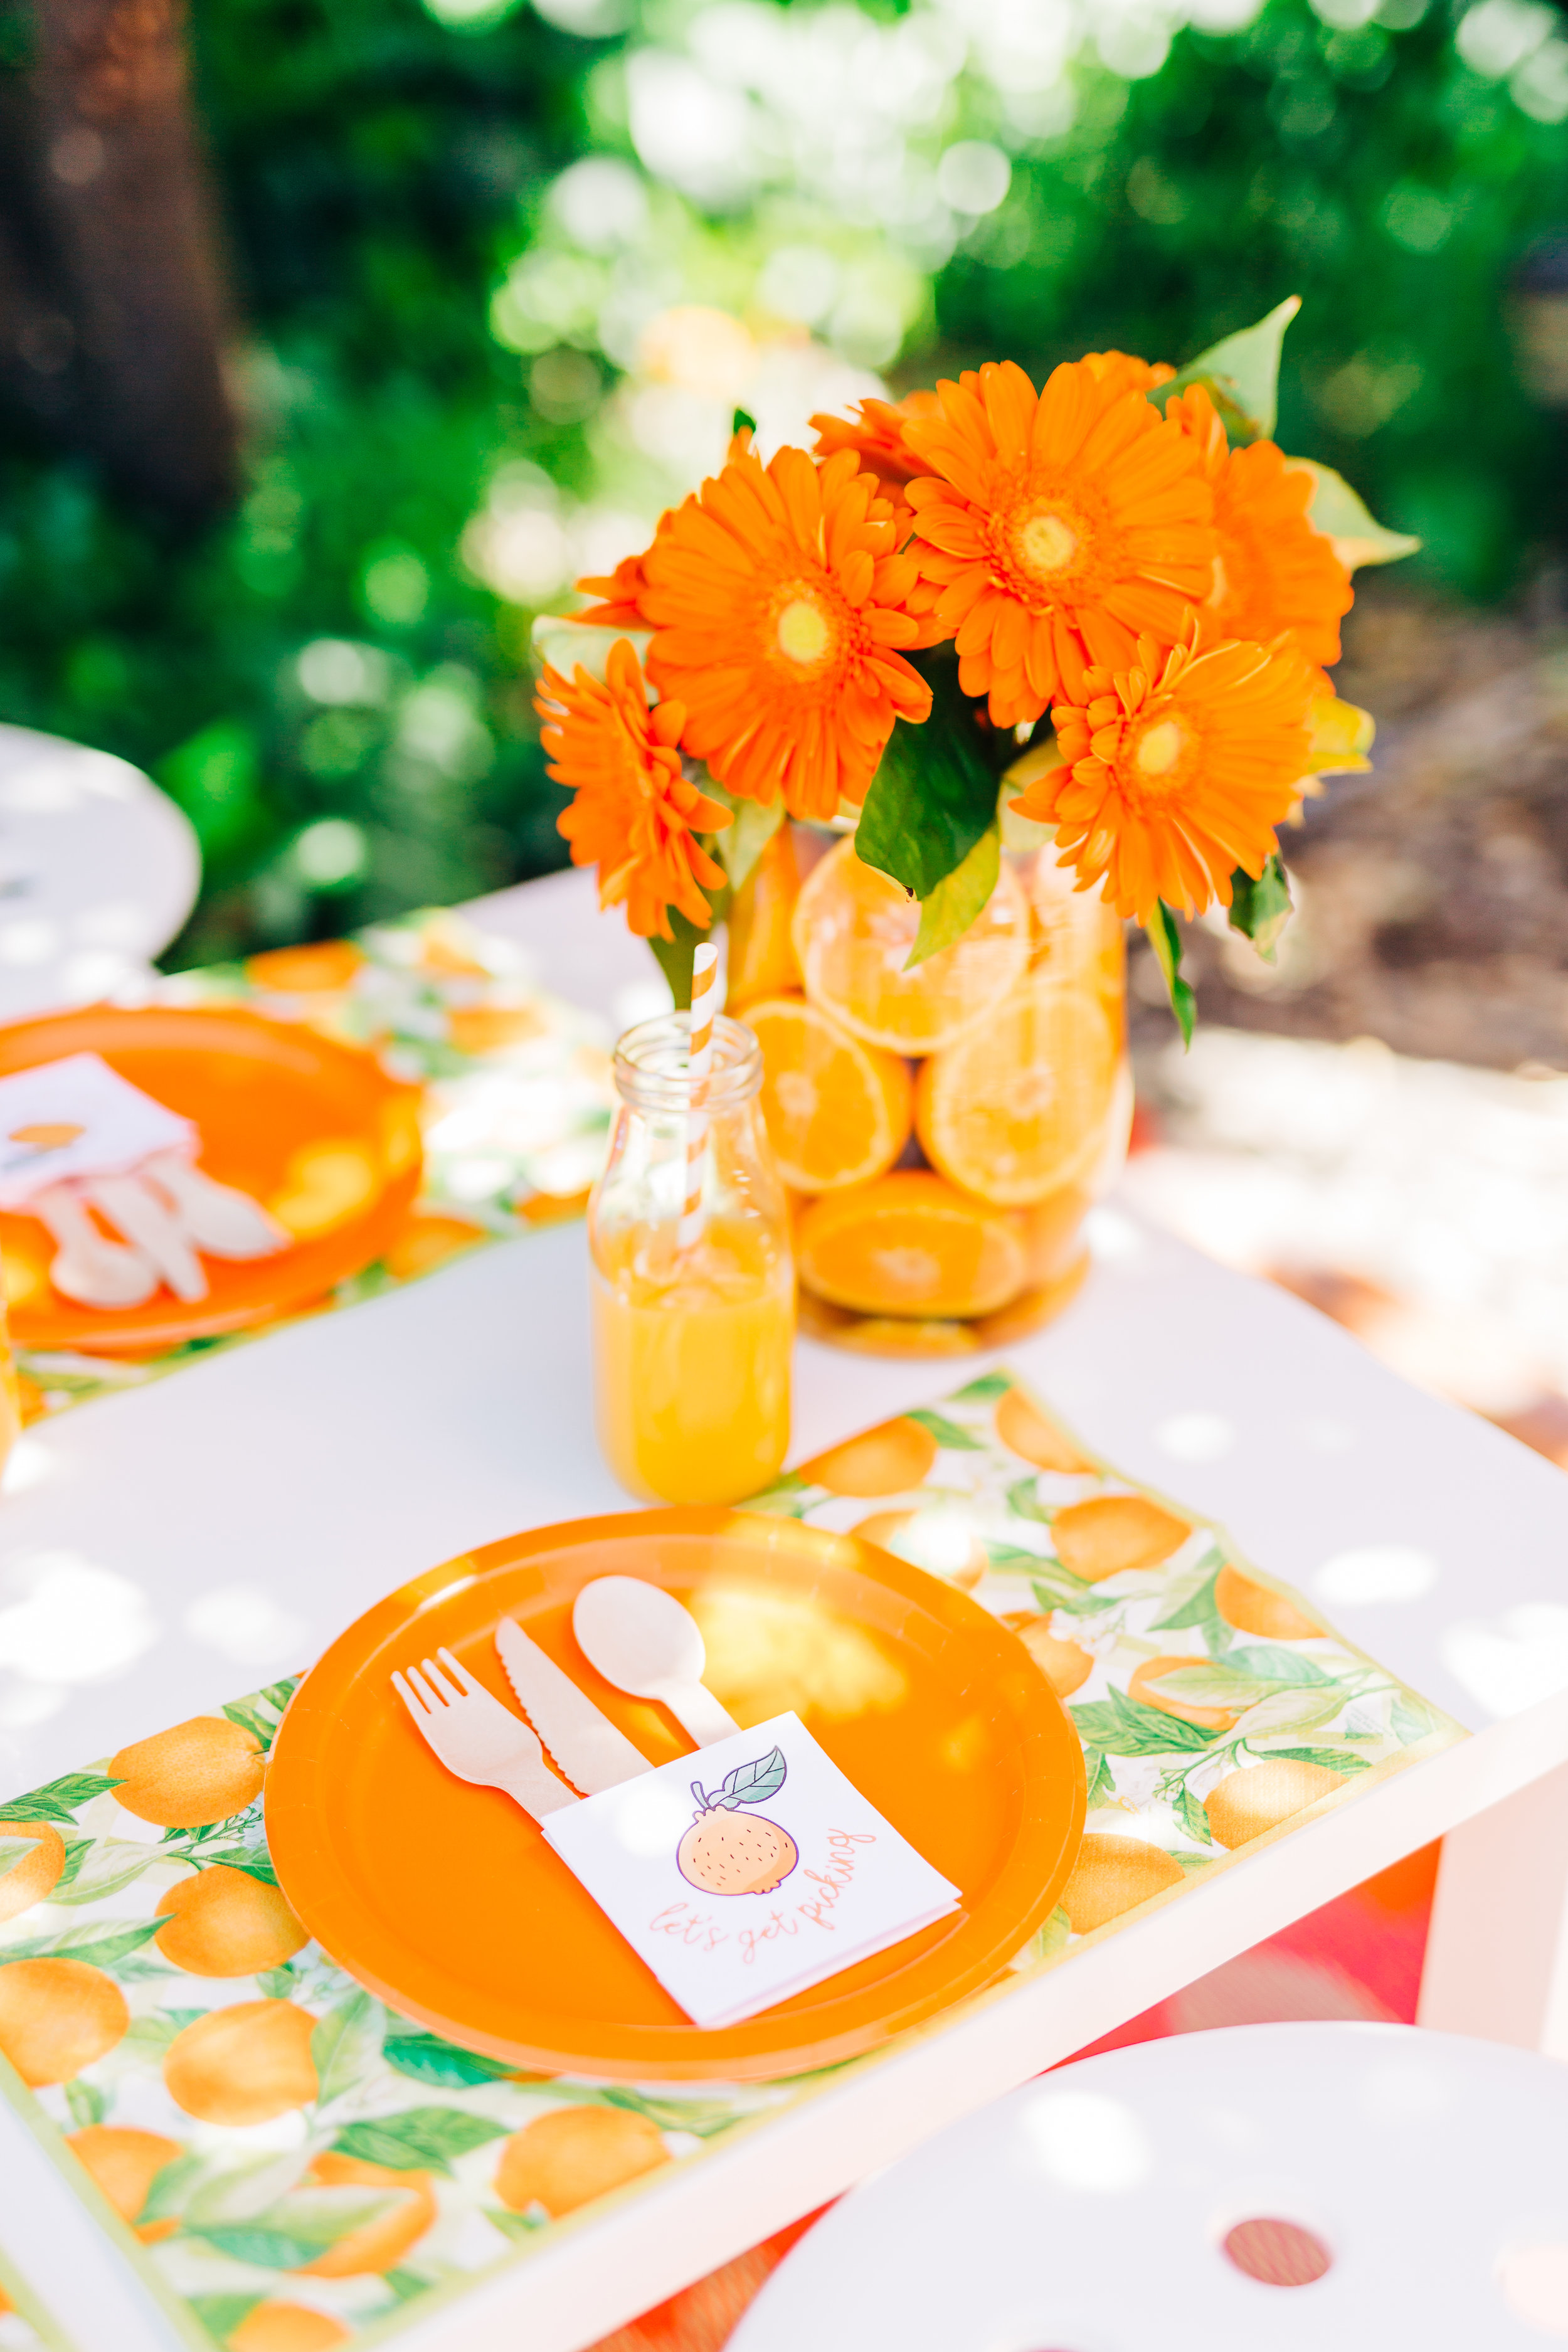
[792,837,1028,1054]
[726,825,802,1009]
[797,1170,1027,1318]
[748,995,912,1194]
[914,968,1118,1205]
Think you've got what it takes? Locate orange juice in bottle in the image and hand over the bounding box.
[588,1008,793,1505]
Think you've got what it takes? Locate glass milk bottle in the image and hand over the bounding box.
[588,1011,794,1505]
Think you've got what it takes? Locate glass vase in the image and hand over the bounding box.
[729,823,1130,1357]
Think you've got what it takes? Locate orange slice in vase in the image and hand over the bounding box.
[792,837,1028,1054]
[914,967,1118,1206]
[796,1170,1026,1319]
[748,995,912,1194]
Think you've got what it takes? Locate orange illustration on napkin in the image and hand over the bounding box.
[677,1748,798,1897]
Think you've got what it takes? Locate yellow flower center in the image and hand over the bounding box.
[775,595,834,670]
[1135,718,1187,776]
[1013,506,1079,580]
[1122,707,1199,804]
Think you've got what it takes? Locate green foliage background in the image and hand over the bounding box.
[0,0,1564,962]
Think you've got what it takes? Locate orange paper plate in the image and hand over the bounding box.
[0,1004,422,1350]
[267,1510,1086,2083]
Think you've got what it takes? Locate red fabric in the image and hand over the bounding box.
[586,1845,1441,2349]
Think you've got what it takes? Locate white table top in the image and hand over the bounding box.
[4,871,1568,2352]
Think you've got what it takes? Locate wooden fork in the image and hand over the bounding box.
[391,1646,578,1820]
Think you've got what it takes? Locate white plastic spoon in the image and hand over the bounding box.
[34,1184,158,1308]
[571,1576,740,1748]
[143,1151,288,1259]
[85,1173,208,1302]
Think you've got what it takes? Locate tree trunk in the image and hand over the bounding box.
[0,0,239,524]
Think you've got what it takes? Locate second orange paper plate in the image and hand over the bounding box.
[0,1004,422,1350]
[267,1510,1086,2083]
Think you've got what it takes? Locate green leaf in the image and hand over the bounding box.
[331,2108,509,2177]
[1143,1662,1278,1709]
[198,1850,280,1888]
[950,1372,1012,1403]
[311,1990,382,2107]
[1070,1687,1214,1757]
[1285,457,1421,570]
[705,783,783,895]
[487,2203,548,2241]
[731,406,757,438]
[256,1677,302,1715]
[0,1772,121,1825]
[1391,1692,1439,1746]
[45,1840,160,1907]
[1227,855,1293,964]
[118,2011,201,2063]
[601,2087,744,2138]
[258,2184,404,2249]
[1175,1781,1213,1845]
[1006,1476,1053,1525]
[65,2078,106,2129]
[188,2295,265,2344]
[0,1836,41,1877]
[1263,1745,1370,1774]
[699,1752,788,1811]
[221,1700,278,1747]
[1144,901,1195,1047]
[189,2225,325,2269]
[1083,1746,1116,1808]
[904,826,1000,970]
[256,1965,302,1999]
[1226,1644,1332,1687]
[384,2266,435,2302]
[1149,1557,1222,1632]
[648,893,729,1012]
[383,2032,520,2089]
[739,1477,816,1520]
[856,654,1000,898]
[1158,295,1301,442]
[1030,1904,1072,1963]
[906,1408,984,1451]
[530,615,652,684]
[138,2153,206,2225]
[184,2153,314,2228]
[1025,1564,1117,1617]
[0,1919,163,1970]
[1236,1687,1347,1738]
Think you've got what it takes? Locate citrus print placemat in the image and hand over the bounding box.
[8,912,616,1424]
[0,1374,1464,2351]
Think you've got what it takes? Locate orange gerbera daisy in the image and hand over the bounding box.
[571,549,650,630]
[536,638,730,940]
[1168,385,1353,672]
[573,424,757,631]
[810,391,943,512]
[637,442,931,820]
[901,359,1215,729]
[1083,349,1175,398]
[1009,631,1314,924]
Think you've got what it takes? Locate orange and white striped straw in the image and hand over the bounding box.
[678,943,719,1251]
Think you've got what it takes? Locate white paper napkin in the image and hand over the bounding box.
[0,1054,194,1208]
[543,1712,961,2029]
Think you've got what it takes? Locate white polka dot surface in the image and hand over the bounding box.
[0,725,199,1020]
[731,2023,1568,2350]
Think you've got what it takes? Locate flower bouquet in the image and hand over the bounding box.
[534,299,1413,1352]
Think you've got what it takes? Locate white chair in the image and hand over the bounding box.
[729,2021,1568,2348]
[0,724,199,1020]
